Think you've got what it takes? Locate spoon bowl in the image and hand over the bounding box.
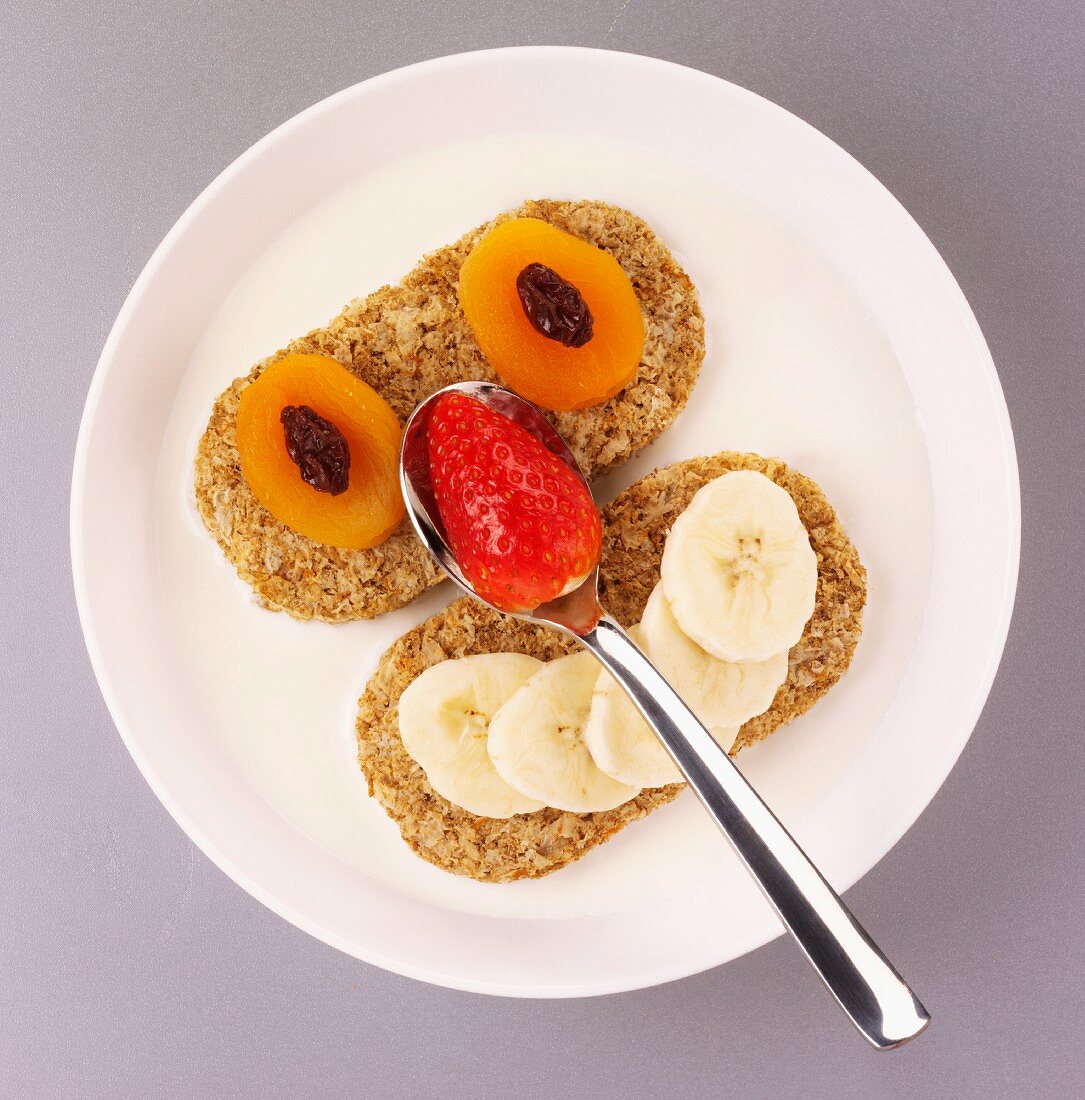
[400,379,604,634]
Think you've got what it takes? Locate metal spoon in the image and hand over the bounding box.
[400,380,930,1049]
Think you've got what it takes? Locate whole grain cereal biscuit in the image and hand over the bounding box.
[195,199,705,623]
[355,452,866,882]
[597,452,867,753]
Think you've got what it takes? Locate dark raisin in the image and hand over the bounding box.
[280,405,350,495]
[515,263,594,348]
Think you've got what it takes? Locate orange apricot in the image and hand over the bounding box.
[236,353,404,549]
[458,218,644,411]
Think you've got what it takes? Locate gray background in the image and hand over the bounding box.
[3,0,1083,1096]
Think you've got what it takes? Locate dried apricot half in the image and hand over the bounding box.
[458,218,644,411]
[235,353,404,549]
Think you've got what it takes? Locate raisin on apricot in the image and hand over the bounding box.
[515,263,594,348]
[281,404,351,495]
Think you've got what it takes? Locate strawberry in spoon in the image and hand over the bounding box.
[426,392,602,613]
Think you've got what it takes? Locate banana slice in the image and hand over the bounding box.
[584,624,740,787]
[488,651,640,813]
[398,653,546,818]
[713,726,741,753]
[640,584,789,728]
[661,470,817,662]
[583,626,683,788]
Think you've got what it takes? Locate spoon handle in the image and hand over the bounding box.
[581,614,930,1050]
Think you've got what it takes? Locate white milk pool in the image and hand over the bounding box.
[154,134,932,920]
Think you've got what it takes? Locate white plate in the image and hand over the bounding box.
[71,48,1019,996]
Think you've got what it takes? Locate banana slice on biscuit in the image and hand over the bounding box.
[661,470,817,663]
[398,653,546,818]
[488,652,640,813]
[583,626,685,789]
[584,625,740,788]
[640,584,788,729]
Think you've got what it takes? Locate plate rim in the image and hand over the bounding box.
[70,45,1020,997]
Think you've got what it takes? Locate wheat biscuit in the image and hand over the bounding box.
[194,199,705,622]
[355,452,866,882]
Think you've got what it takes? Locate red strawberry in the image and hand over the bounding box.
[427,393,602,613]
